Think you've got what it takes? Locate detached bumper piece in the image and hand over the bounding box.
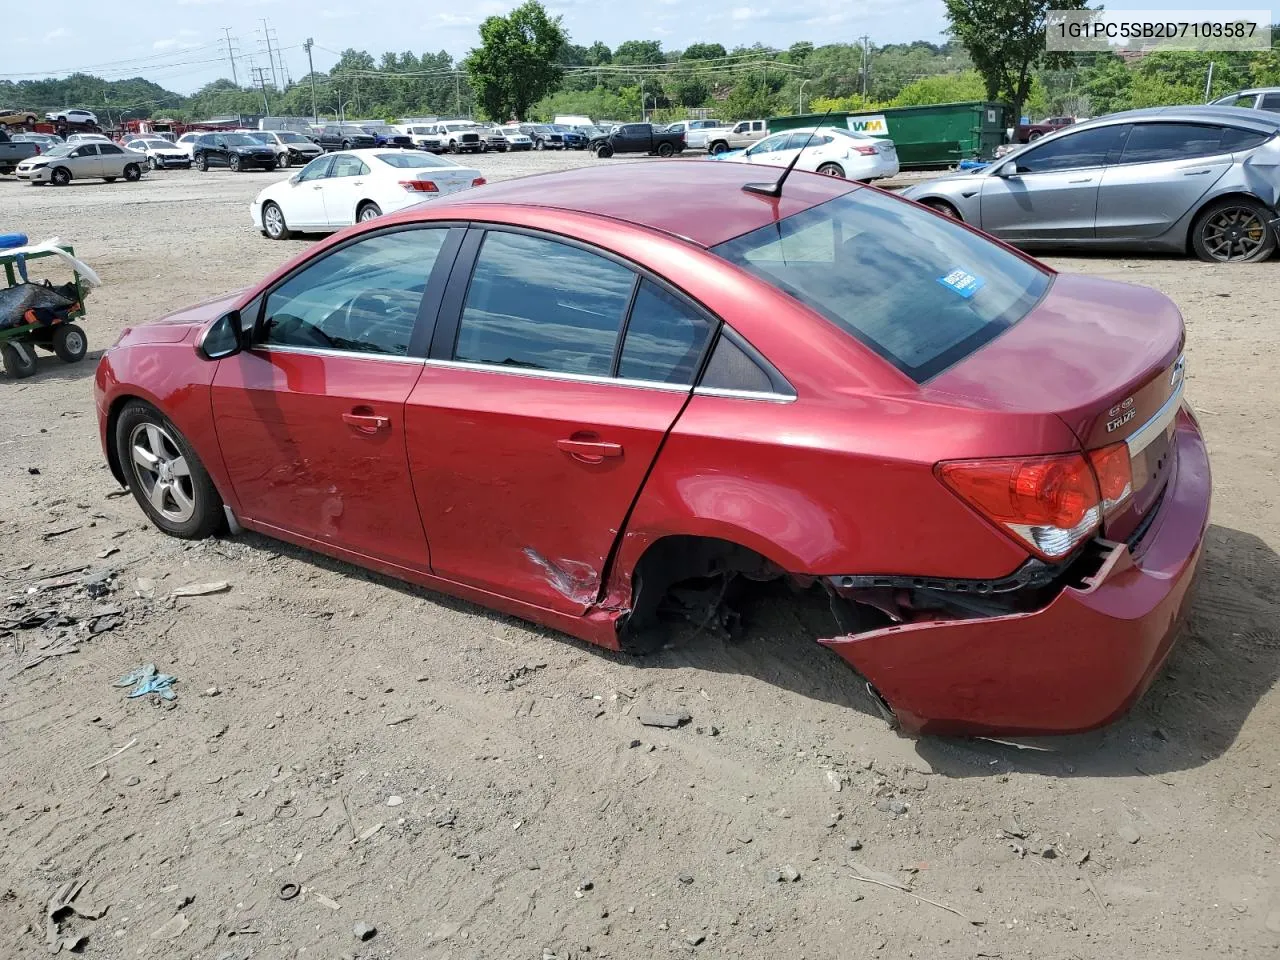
[822,410,1210,736]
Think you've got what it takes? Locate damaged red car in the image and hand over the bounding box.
[94,161,1210,735]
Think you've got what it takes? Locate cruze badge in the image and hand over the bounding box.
[1106,396,1135,433]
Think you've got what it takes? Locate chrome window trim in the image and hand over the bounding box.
[693,385,797,403]
[420,357,692,393]
[255,344,425,365]
[1127,356,1185,457]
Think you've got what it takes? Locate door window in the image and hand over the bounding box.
[1117,123,1231,163]
[453,231,634,376]
[261,229,448,357]
[329,154,369,178]
[295,155,334,181]
[1013,125,1128,173]
[785,132,830,150]
[1260,93,1280,113]
[71,145,97,158]
[617,280,717,384]
[99,143,123,155]
[1221,126,1272,151]
[751,133,790,154]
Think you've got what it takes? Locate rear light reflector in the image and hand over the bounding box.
[1087,442,1133,515]
[937,453,1101,560]
[471,177,487,187]
[853,145,878,156]
[400,179,438,193]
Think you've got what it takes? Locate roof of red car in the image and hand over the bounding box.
[433,159,857,248]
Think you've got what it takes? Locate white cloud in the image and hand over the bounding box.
[44,27,70,41]
[435,12,477,25]
[731,6,765,20]
[153,38,201,51]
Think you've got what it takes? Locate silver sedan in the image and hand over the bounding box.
[904,106,1280,263]
[16,141,146,186]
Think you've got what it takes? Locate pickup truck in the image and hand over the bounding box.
[590,123,686,158]
[1012,116,1075,143]
[704,119,768,155]
[665,119,727,151]
[0,130,40,175]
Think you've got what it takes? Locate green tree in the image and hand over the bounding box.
[723,73,778,120]
[584,41,613,65]
[682,42,727,62]
[464,0,568,121]
[891,70,986,105]
[943,0,1088,119]
[614,40,664,65]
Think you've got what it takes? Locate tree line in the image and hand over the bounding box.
[4,0,1279,129]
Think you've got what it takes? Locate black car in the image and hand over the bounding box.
[549,124,589,150]
[317,124,377,152]
[192,133,278,172]
[519,124,565,150]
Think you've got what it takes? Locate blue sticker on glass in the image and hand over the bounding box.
[937,268,985,299]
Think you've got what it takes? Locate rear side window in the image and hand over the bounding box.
[1260,93,1280,112]
[99,144,123,155]
[1118,123,1234,163]
[713,190,1051,383]
[618,280,716,384]
[1014,125,1127,173]
[700,333,775,393]
[1221,126,1272,151]
[454,232,634,375]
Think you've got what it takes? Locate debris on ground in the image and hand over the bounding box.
[46,878,106,953]
[149,912,189,940]
[638,710,692,729]
[114,663,178,700]
[1117,824,1142,844]
[172,580,230,597]
[353,920,377,941]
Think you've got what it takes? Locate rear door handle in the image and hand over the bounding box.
[1068,177,1093,184]
[1182,169,1211,176]
[557,438,623,464]
[343,409,390,434]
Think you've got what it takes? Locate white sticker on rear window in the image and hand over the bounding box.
[938,269,985,299]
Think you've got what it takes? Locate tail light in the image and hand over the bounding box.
[853,145,878,156]
[400,180,438,193]
[471,177,487,187]
[1087,442,1133,515]
[937,453,1103,560]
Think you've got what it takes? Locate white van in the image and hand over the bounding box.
[554,115,593,129]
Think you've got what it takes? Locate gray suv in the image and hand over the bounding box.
[904,106,1280,262]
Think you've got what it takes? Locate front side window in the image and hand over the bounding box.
[295,155,333,182]
[261,229,448,357]
[713,189,1051,382]
[618,280,716,384]
[1013,125,1128,173]
[752,134,789,154]
[454,231,634,376]
[72,145,97,158]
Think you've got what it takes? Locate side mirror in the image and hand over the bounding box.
[995,160,1018,178]
[198,310,243,361]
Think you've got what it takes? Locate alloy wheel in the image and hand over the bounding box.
[264,203,285,237]
[129,422,197,523]
[1201,206,1269,262]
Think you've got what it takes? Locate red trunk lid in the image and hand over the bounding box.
[926,273,1185,538]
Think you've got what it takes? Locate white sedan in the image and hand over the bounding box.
[714,126,900,181]
[124,137,192,169]
[250,149,486,240]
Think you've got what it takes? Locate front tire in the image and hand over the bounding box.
[52,323,87,362]
[228,154,242,172]
[262,201,291,240]
[922,199,961,220]
[278,153,291,169]
[709,141,729,156]
[51,166,72,186]
[148,157,158,170]
[123,163,141,181]
[195,154,208,172]
[1,342,37,378]
[595,143,614,159]
[816,162,845,178]
[1191,198,1277,263]
[115,402,224,540]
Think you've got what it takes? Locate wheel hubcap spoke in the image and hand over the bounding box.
[169,456,190,478]
[132,443,160,472]
[128,421,197,523]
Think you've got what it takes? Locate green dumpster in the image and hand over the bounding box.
[768,101,1007,169]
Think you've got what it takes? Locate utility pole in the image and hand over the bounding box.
[223,28,238,86]
[261,19,279,90]
[304,38,318,123]
[1204,60,1215,102]
[859,34,871,99]
[455,72,461,117]
[252,66,271,116]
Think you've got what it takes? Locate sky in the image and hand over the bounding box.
[3,0,1255,95]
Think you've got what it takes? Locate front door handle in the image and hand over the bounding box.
[1068,177,1093,184]
[557,437,623,464]
[1182,169,1211,176]
[343,409,390,434]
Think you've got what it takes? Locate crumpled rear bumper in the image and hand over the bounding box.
[822,408,1211,736]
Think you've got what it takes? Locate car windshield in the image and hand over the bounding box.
[375,152,459,169]
[408,127,435,135]
[713,190,1051,382]
[222,134,259,146]
[142,139,172,148]
[42,145,73,157]
[277,133,308,143]
[531,125,552,135]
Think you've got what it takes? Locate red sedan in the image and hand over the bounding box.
[93,161,1210,735]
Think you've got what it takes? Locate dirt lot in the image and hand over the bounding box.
[1,152,1277,960]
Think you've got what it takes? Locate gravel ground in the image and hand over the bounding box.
[0,152,1278,960]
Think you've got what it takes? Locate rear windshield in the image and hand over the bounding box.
[713,189,1051,382]
[376,152,457,169]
